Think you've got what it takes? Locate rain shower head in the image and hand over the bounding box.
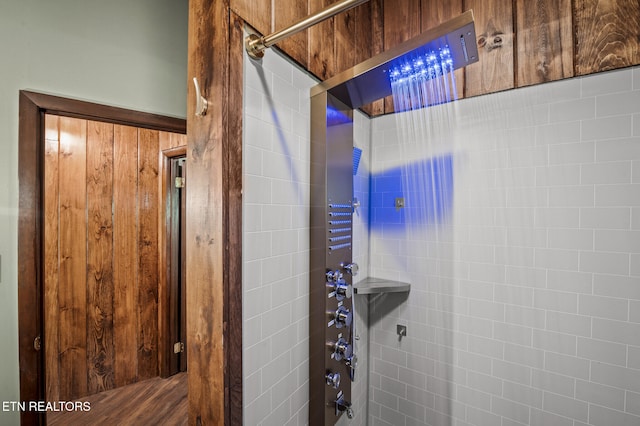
[311,10,479,109]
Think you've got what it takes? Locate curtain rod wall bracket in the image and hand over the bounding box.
[244,0,369,60]
[245,34,266,60]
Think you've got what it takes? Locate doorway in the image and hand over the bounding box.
[18,91,186,425]
[163,153,188,376]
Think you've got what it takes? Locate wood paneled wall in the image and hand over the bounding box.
[230,0,640,114]
[43,114,186,402]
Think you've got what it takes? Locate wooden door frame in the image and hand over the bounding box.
[18,91,186,425]
[159,146,188,378]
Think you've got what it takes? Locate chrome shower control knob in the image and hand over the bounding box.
[330,278,352,301]
[326,270,335,282]
[333,306,353,329]
[342,262,359,277]
[330,337,353,361]
[335,395,353,418]
[326,270,343,283]
[335,280,352,300]
[325,372,341,389]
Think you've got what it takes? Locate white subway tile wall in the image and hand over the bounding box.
[243,45,371,426]
[369,66,640,426]
[243,42,640,426]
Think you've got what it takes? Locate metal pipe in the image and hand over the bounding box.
[245,0,370,60]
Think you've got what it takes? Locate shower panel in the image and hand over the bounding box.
[309,10,479,426]
[310,91,358,425]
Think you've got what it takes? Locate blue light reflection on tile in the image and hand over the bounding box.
[369,154,454,232]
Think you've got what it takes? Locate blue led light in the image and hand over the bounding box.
[389,46,454,84]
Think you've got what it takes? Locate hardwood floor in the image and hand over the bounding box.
[47,373,187,426]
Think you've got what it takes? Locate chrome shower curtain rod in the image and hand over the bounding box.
[245,0,370,59]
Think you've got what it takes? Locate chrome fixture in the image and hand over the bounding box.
[330,305,353,329]
[245,0,370,60]
[310,10,478,426]
[310,10,478,109]
[397,324,407,339]
[328,278,352,302]
[329,337,353,361]
[341,262,359,276]
[326,372,341,389]
[335,395,354,418]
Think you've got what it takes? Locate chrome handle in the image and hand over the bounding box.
[335,280,352,300]
[332,306,352,329]
[329,337,352,361]
[342,262,359,277]
[335,395,354,418]
[328,278,352,301]
[325,372,341,389]
[326,269,343,283]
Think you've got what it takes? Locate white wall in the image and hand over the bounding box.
[368,66,640,426]
[0,1,187,424]
[242,45,372,425]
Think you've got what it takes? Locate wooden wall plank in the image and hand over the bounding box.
[229,13,245,425]
[57,116,88,401]
[362,0,385,116]
[463,0,514,97]
[383,0,421,47]
[137,128,160,381]
[230,0,271,36]
[187,0,228,423]
[86,121,116,395]
[44,114,60,403]
[175,133,187,149]
[574,0,640,75]
[309,0,336,80]
[113,124,139,387]
[334,3,356,72]
[274,0,309,68]
[422,0,465,100]
[160,131,187,152]
[516,0,573,87]
[352,1,373,114]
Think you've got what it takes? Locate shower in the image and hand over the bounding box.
[245,2,478,424]
[307,10,479,426]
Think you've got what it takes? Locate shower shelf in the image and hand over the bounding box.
[353,277,411,295]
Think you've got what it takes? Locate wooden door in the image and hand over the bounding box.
[43,114,186,401]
